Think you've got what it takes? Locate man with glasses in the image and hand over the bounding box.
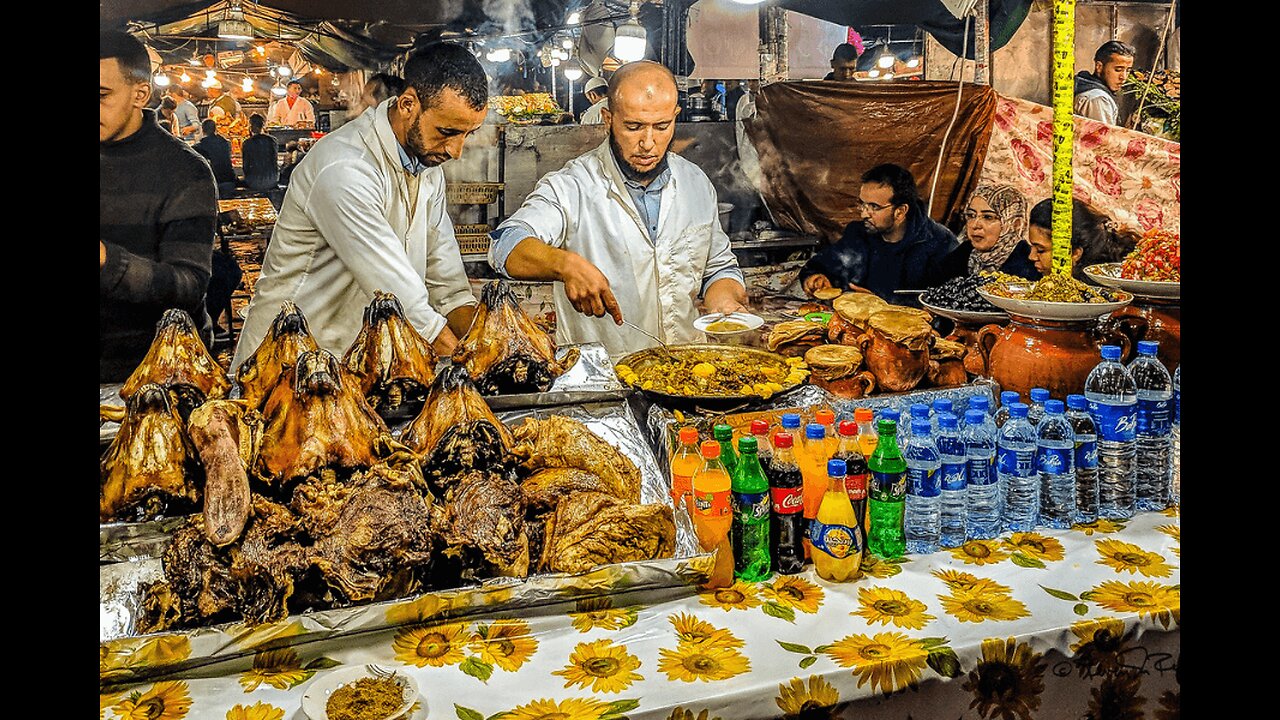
[798,163,957,307]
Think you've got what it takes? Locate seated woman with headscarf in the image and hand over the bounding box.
[931,183,1039,286]
[1026,197,1139,282]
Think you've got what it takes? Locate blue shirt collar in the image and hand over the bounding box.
[396,140,428,176]
[620,164,672,194]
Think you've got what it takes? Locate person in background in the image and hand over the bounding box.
[824,43,861,81]
[930,183,1038,285]
[158,96,178,134]
[487,61,747,358]
[240,113,279,192]
[798,163,957,307]
[204,80,241,121]
[1027,197,1139,282]
[231,42,490,369]
[1074,40,1136,126]
[100,30,218,381]
[168,85,201,141]
[268,79,316,127]
[350,72,405,118]
[193,118,239,197]
[580,76,609,124]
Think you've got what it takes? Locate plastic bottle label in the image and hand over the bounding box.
[1136,398,1172,435]
[809,519,861,558]
[732,491,770,521]
[941,462,967,491]
[870,471,906,502]
[1173,389,1180,426]
[770,486,804,514]
[846,473,868,501]
[1036,447,1073,474]
[997,447,1035,477]
[694,489,732,518]
[907,467,941,497]
[967,456,997,486]
[1089,400,1137,442]
[1075,439,1098,470]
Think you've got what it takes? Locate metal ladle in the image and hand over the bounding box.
[621,319,674,357]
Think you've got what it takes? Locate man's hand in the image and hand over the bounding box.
[100,241,107,268]
[703,277,749,315]
[802,273,832,296]
[560,252,623,325]
[431,326,460,356]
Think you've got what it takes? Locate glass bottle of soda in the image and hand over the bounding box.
[867,418,907,559]
[670,426,701,517]
[692,440,734,589]
[731,436,772,582]
[834,419,869,532]
[713,423,738,476]
[767,431,805,574]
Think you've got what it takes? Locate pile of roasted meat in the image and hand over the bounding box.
[100,281,673,631]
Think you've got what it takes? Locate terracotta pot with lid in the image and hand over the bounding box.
[976,314,1136,399]
[857,309,934,392]
[803,344,877,398]
[927,337,970,387]
[1111,297,1179,373]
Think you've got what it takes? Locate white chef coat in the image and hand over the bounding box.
[489,139,744,358]
[231,98,475,370]
[267,96,315,126]
[580,98,608,125]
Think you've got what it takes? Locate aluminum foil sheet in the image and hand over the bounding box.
[101,516,191,564]
[100,399,712,685]
[101,383,124,446]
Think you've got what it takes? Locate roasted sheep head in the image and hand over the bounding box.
[343,291,439,415]
[236,302,320,410]
[511,416,641,503]
[537,492,675,574]
[120,309,230,417]
[101,383,199,523]
[432,469,529,581]
[453,280,579,395]
[255,349,390,486]
[402,364,515,483]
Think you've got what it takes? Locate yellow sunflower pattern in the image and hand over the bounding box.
[1086,580,1180,628]
[762,575,825,615]
[698,580,763,611]
[225,702,285,720]
[569,597,639,633]
[1069,617,1127,654]
[112,681,192,720]
[823,631,930,695]
[552,639,643,693]
[392,621,470,668]
[938,585,1031,623]
[948,539,1013,566]
[860,554,905,578]
[670,612,745,651]
[1004,532,1066,566]
[853,586,935,630]
[932,569,1013,596]
[1094,539,1174,577]
[961,637,1047,720]
[658,613,751,683]
[238,648,326,692]
[1154,524,1181,557]
[470,618,539,673]
[775,675,841,716]
[665,709,723,720]
[1072,518,1126,536]
[494,696,613,720]
[100,635,192,675]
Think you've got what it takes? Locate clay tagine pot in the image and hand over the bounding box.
[803,344,877,399]
[976,313,1139,399]
[1110,296,1179,373]
[857,309,934,393]
[927,337,970,387]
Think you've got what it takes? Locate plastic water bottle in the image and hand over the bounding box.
[998,402,1039,532]
[964,396,992,429]
[931,399,954,434]
[903,419,941,554]
[1036,400,1076,529]
[962,409,1001,539]
[1129,341,1173,512]
[1085,345,1138,519]
[1171,365,1180,506]
[1027,388,1051,428]
[1066,394,1100,524]
[935,412,967,548]
[994,390,1021,429]
[899,403,931,445]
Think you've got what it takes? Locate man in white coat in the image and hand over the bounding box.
[232,43,488,370]
[267,79,316,127]
[579,76,608,125]
[488,61,748,358]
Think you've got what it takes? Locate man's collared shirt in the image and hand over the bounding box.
[396,141,428,176]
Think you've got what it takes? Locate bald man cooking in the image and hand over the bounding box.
[488,61,747,357]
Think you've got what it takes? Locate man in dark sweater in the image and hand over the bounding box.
[194,118,240,197]
[798,163,957,308]
[100,30,218,382]
[240,113,279,192]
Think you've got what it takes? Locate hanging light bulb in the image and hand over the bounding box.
[561,38,574,50]
[555,48,569,61]
[277,65,292,77]
[563,63,583,81]
[551,57,561,67]
[906,56,921,68]
[242,77,254,92]
[179,72,191,83]
[202,77,216,88]
[485,47,512,63]
[256,44,267,56]
[153,73,171,87]
[206,69,218,79]
[877,48,895,69]
[612,2,647,63]
[271,83,287,96]
[567,11,581,25]
[868,69,880,78]
[883,72,895,80]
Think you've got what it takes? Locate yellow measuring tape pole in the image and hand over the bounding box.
[1051,0,1076,276]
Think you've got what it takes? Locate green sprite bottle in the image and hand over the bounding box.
[867,418,907,559]
[730,436,772,582]
[714,423,739,476]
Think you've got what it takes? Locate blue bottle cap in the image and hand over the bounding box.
[969,396,990,412]
[965,409,986,425]
[938,412,959,430]
[881,409,900,422]
[1008,402,1029,418]
[1137,340,1160,356]
[781,413,801,428]
[910,403,931,418]
[1044,399,1065,415]
[827,458,847,477]
[932,398,953,412]
[1100,345,1122,361]
[1066,394,1087,410]
[911,419,932,435]
[1000,390,1021,406]
[1030,388,1050,402]
[805,423,826,440]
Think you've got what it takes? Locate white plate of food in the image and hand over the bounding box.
[1082,262,1180,300]
[302,664,419,720]
[977,282,1133,322]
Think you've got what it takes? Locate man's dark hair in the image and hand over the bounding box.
[100,30,152,84]
[403,42,488,110]
[249,113,266,132]
[160,96,177,112]
[369,72,405,98]
[168,85,187,98]
[287,79,303,89]
[202,118,219,136]
[831,43,860,63]
[861,163,921,210]
[1094,40,1136,64]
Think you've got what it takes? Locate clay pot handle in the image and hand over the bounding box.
[1105,314,1146,363]
[856,370,877,397]
[975,324,1002,378]
[855,332,873,353]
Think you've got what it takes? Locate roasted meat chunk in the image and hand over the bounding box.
[235,302,320,410]
[453,280,579,395]
[343,291,438,414]
[537,492,675,574]
[187,399,263,547]
[402,364,515,483]
[432,469,529,581]
[101,383,199,522]
[521,468,612,514]
[121,309,230,417]
[511,416,641,503]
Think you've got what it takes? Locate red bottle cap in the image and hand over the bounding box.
[854,408,873,422]
[700,440,722,458]
[679,426,699,444]
[838,420,858,436]
[750,419,769,435]
[815,408,835,424]
[773,432,794,449]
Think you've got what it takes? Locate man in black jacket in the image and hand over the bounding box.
[798,163,957,308]
[100,30,218,381]
[193,118,239,197]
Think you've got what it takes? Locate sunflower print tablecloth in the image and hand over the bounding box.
[100,508,1179,720]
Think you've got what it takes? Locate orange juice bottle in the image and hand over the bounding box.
[814,408,838,457]
[810,458,864,582]
[670,426,701,517]
[855,408,878,458]
[692,440,734,589]
[799,423,833,559]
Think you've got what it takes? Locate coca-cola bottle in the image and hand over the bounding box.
[767,431,806,574]
[834,419,869,532]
